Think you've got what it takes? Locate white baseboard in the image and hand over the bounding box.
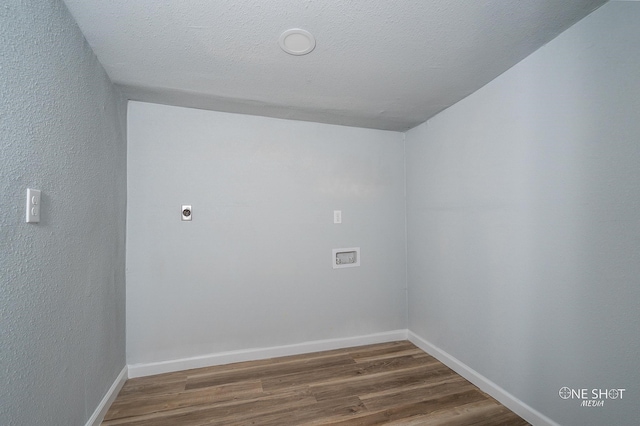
[408,331,558,426]
[85,365,128,426]
[128,329,408,378]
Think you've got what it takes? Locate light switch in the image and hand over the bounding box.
[334,210,342,224]
[26,188,41,223]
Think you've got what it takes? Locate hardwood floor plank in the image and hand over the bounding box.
[117,376,187,399]
[385,400,529,426]
[360,379,477,411]
[382,400,499,425]
[352,348,426,363]
[315,389,488,425]
[358,373,466,401]
[185,354,355,390]
[104,380,263,421]
[207,396,366,426]
[102,341,529,426]
[262,354,435,392]
[309,363,454,401]
[103,389,315,426]
[347,341,417,358]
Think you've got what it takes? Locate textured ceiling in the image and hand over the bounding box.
[62,0,606,131]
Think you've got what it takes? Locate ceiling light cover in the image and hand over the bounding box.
[279,28,316,56]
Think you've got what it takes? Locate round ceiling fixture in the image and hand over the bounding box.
[278,28,316,56]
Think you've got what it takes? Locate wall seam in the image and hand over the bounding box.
[402,132,409,329]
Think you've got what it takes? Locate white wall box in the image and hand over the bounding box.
[333,247,360,269]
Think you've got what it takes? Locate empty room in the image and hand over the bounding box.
[1,0,638,425]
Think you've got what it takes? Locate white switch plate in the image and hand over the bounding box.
[26,188,41,223]
[334,210,342,224]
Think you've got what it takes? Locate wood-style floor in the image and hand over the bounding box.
[102,341,529,425]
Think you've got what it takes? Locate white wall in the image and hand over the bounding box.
[0,1,127,425]
[406,2,640,425]
[126,102,406,366]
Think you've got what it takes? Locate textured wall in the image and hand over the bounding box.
[406,2,640,425]
[0,1,127,425]
[126,102,406,366]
